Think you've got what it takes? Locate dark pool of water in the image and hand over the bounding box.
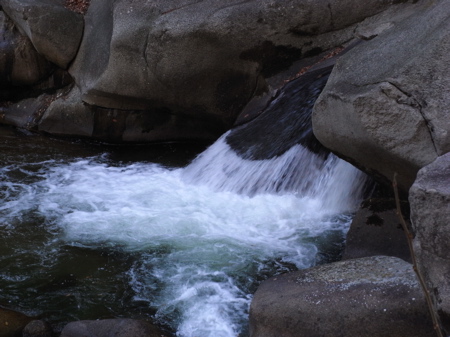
[0,126,209,334]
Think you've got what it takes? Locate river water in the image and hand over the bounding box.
[0,125,367,336]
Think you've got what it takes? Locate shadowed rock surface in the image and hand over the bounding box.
[342,198,411,262]
[0,12,53,88]
[69,0,407,116]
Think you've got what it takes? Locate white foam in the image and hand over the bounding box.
[182,132,367,214]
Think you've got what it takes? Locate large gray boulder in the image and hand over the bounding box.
[312,0,450,191]
[69,0,413,127]
[250,256,434,337]
[409,152,450,334]
[1,0,84,69]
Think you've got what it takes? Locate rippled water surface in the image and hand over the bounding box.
[0,126,365,336]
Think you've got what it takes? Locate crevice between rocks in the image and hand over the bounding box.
[142,31,150,68]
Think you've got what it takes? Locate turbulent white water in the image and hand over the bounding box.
[183,132,366,213]
[0,132,367,336]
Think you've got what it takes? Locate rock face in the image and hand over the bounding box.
[249,256,434,337]
[60,319,166,337]
[409,152,450,334]
[1,0,84,69]
[312,0,450,191]
[0,0,420,142]
[37,85,94,138]
[69,0,407,116]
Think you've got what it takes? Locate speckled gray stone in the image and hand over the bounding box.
[250,256,435,337]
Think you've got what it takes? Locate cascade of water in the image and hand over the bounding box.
[182,131,367,214]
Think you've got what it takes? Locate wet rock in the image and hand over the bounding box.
[312,0,450,191]
[60,318,167,337]
[22,320,53,337]
[0,307,34,337]
[1,0,84,69]
[409,152,450,334]
[342,198,411,262]
[226,63,333,160]
[250,256,435,337]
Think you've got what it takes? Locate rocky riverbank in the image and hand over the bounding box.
[1,0,449,336]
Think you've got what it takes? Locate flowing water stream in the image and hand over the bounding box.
[0,126,367,336]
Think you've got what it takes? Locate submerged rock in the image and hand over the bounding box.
[0,307,34,337]
[60,318,167,337]
[410,152,450,334]
[22,320,53,337]
[249,256,435,337]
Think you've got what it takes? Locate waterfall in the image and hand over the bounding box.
[182,131,367,214]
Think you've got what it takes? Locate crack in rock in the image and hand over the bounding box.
[383,81,438,155]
